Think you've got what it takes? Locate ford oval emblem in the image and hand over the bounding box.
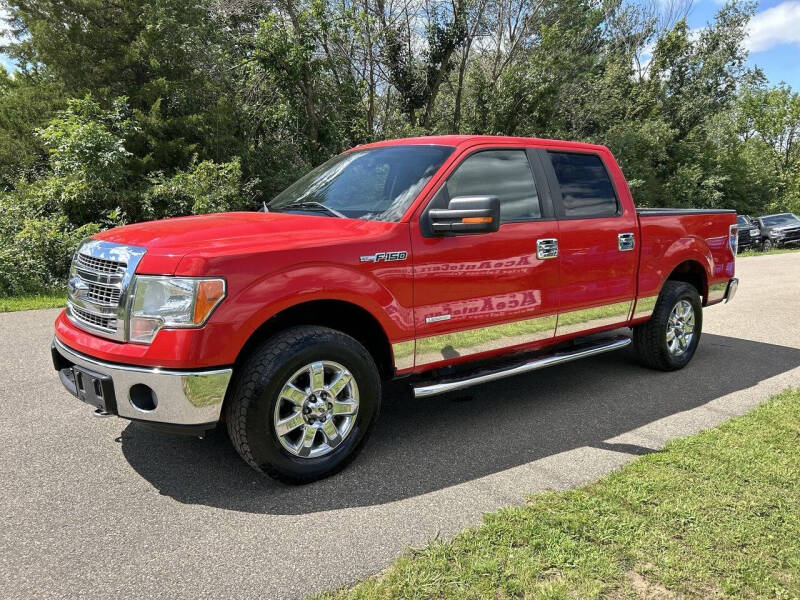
[68,277,89,298]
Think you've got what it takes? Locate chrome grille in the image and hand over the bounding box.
[66,240,146,342]
[86,282,121,306]
[76,253,127,274]
[71,305,117,332]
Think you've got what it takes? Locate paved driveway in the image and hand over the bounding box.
[2,253,799,599]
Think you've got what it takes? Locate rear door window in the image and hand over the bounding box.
[548,151,618,218]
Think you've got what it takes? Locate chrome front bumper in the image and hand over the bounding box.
[52,338,232,428]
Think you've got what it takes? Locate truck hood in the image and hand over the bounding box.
[769,223,800,232]
[94,212,402,274]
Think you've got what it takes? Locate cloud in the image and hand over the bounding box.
[746,0,800,53]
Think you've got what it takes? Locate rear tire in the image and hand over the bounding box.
[633,281,702,371]
[225,325,381,484]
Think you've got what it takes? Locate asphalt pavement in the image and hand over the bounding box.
[2,253,799,599]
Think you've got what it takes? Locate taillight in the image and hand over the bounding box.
[729,224,738,255]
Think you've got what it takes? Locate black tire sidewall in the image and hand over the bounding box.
[657,285,703,369]
[242,330,380,481]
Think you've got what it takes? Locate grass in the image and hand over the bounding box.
[319,388,800,600]
[738,245,800,257]
[0,292,65,312]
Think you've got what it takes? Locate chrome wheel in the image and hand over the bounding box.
[273,361,359,459]
[666,299,695,356]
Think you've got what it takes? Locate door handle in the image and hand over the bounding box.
[618,232,635,251]
[537,238,559,259]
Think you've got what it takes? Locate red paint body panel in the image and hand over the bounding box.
[409,220,561,369]
[54,135,737,374]
[59,213,414,368]
[544,145,639,322]
[637,213,736,301]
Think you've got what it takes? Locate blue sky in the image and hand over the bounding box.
[688,0,800,88]
[1,1,799,89]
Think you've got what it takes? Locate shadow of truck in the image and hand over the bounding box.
[119,333,800,513]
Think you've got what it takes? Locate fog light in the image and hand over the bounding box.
[130,384,157,411]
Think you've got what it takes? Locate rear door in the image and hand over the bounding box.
[538,149,638,337]
[408,146,560,370]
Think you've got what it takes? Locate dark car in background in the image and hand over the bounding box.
[736,214,761,252]
[756,213,800,251]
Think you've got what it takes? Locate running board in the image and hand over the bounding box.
[412,335,632,398]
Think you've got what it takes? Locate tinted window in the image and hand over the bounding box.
[446,150,541,222]
[269,145,453,221]
[549,152,618,218]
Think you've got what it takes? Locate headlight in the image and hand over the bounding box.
[129,276,226,344]
[769,229,783,237]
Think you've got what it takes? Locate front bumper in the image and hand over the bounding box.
[738,238,758,250]
[52,338,232,430]
[772,236,800,247]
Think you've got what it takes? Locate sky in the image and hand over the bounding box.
[1,1,799,89]
[690,0,800,88]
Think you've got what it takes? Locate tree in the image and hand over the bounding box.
[1,0,798,295]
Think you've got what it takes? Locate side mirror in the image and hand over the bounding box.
[428,196,501,234]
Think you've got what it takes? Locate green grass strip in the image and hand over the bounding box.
[320,388,800,599]
[0,293,65,312]
[739,246,800,257]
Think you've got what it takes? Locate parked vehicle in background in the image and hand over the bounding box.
[755,213,800,251]
[51,135,739,483]
[736,215,761,252]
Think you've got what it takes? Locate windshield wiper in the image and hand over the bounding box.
[279,201,346,218]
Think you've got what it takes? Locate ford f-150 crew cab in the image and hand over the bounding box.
[52,135,739,483]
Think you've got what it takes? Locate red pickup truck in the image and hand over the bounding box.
[52,135,739,482]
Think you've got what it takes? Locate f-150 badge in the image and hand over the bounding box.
[360,251,408,263]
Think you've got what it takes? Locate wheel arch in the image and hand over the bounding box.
[234,299,395,381]
[664,259,709,304]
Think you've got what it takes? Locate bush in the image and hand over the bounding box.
[36,96,136,224]
[0,95,258,297]
[0,207,98,296]
[0,169,101,296]
[145,157,258,216]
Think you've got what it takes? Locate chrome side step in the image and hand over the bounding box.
[412,335,631,398]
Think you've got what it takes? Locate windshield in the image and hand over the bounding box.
[761,213,800,227]
[269,145,454,221]
[737,215,750,227]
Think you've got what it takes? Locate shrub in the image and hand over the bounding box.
[0,206,98,296]
[145,157,258,216]
[0,95,258,297]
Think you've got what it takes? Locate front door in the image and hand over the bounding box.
[409,146,561,370]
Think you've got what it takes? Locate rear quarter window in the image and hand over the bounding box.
[548,151,618,218]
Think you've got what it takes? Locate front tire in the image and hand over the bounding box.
[762,238,773,252]
[225,326,382,484]
[633,281,703,371]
